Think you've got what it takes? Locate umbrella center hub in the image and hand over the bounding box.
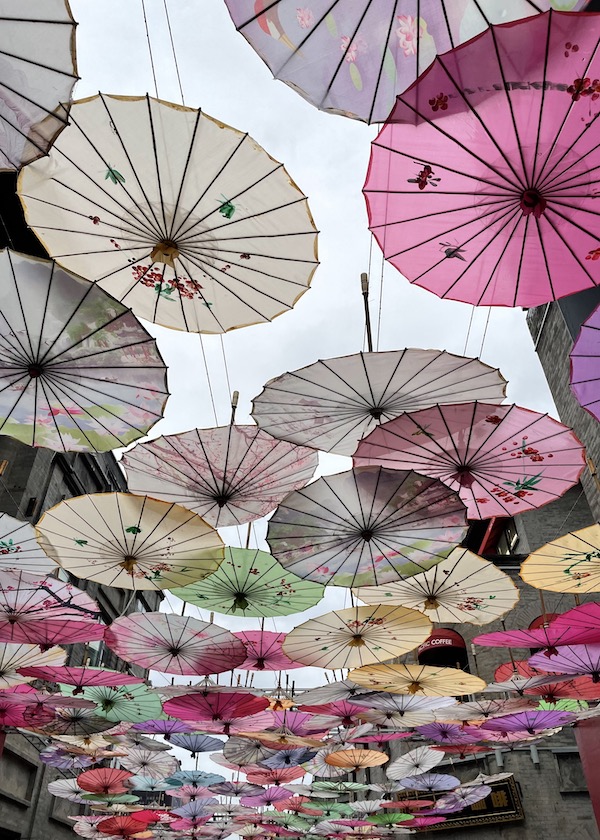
[369,407,384,420]
[232,592,250,611]
[28,363,43,378]
[360,528,375,542]
[348,634,366,648]
[406,681,422,695]
[423,596,440,610]
[215,492,232,507]
[520,188,547,218]
[120,555,138,572]
[151,239,180,268]
[168,647,182,656]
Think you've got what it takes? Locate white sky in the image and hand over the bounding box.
[67,0,560,773]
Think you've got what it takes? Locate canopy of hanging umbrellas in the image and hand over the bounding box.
[0,1,599,839]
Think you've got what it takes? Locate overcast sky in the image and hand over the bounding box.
[65,0,561,769]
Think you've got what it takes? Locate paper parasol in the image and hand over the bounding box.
[35,492,224,590]
[170,734,224,755]
[171,546,324,617]
[62,684,164,723]
[0,641,65,688]
[252,349,506,456]
[104,612,246,675]
[236,630,303,671]
[118,749,178,781]
[399,773,460,793]
[354,403,585,520]
[324,749,389,772]
[570,303,600,421]
[481,709,575,734]
[295,681,371,706]
[78,768,133,795]
[0,512,57,573]
[349,663,485,696]
[163,691,269,722]
[19,665,144,692]
[529,645,600,682]
[354,546,518,624]
[364,11,600,307]
[386,746,444,780]
[520,525,600,593]
[18,93,318,333]
[352,692,456,727]
[267,466,467,588]
[0,250,168,452]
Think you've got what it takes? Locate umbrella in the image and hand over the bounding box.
[527,678,600,703]
[433,786,491,812]
[520,525,600,593]
[349,663,485,696]
[19,665,144,692]
[0,565,99,621]
[472,622,600,654]
[295,681,371,706]
[118,749,179,781]
[406,816,446,827]
[123,425,317,528]
[97,816,148,837]
[78,768,134,795]
[222,734,277,766]
[32,707,116,737]
[130,719,196,737]
[0,512,57,573]
[399,773,459,793]
[163,691,269,722]
[352,692,456,728]
[0,641,65,688]
[0,249,168,452]
[104,611,247,675]
[171,546,324,617]
[263,748,317,769]
[172,800,219,819]
[222,1,583,124]
[324,749,388,772]
[366,814,413,827]
[251,349,507,457]
[1,617,105,648]
[267,466,467,588]
[415,722,482,744]
[364,10,600,308]
[165,770,225,787]
[128,777,176,793]
[40,746,96,771]
[282,604,431,669]
[241,787,295,807]
[170,734,224,755]
[486,660,566,695]
[48,778,88,803]
[236,630,303,671]
[434,698,533,722]
[529,645,600,682]
[354,403,585,520]
[209,781,264,797]
[481,710,575,735]
[354,547,518,624]
[245,766,307,786]
[62,684,164,723]
[297,701,368,728]
[571,303,600,421]
[35,492,224,590]
[18,93,318,333]
[386,746,444,780]
[348,801,387,816]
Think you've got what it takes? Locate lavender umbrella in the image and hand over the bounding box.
[208,781,265,797]
[40,747,95,771]
[241,787,294,807]
[131,720,196,737]
[416,722,482,744]
[172,800,219,819]
[434,785,492,812]
[263,748,317,769]
[169,734,224,755]
[529,645,600,682]
[571,304,600,421]
[482,710,575,736]
[399,773,460,792]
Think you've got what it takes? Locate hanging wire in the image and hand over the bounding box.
[163,0,186,104]
[478,307,492,358]
[462,306,476,356]
[140,0,160,98]
[199,334,219,425]
[375,240,385,352]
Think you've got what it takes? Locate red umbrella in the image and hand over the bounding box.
[525,677,600,702]
[77,767,133,794]
[97,816,149,837]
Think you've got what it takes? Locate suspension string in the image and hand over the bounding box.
[0,474,27,518]
[163,0,186,105]
[375,243,385,352]
[220,335,233,409]
[463,306,476,356]
[478,307,492,358]
[140,0,160,98]
[199,334,219,425]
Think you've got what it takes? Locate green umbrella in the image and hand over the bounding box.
[306,803,355,818]
[311,781,369,794]
[61,683,164,723]
[170,547,324,617]
[537,699,588,713]
[367,814,414,826]
[81,794,140,805]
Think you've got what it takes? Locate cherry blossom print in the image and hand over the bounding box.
[296,8,314,29]
[395,15,423,58]
[429,92,448,112]
[586,247,600,261]
[340,35,367,63]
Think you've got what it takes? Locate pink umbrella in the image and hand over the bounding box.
[163,692,269,722]
[17,666,145,693]
[404,816,446,827]
[296,701,368,730]
[235,630,303,671]
[245,767,306,786]
[1,618,105,648]
[354,403,585,519]
[473,623,600,656]
[525,676,600,702]
[570,303,600,421]
[241,787,295,807]
[264,711,332,735]
[551,603,600,639]
[363,11,600,308]
[104,612,247,675]
[529,645,600,682]
[273,796,323,816]
[184,712,276,736]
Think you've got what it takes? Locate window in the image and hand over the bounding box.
[496,520,519,555]
[24,496,37,517]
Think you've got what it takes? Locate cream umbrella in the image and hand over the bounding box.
[35,492,224,590]
[282,604,431,670]
[354,547,518,625]
[520,525,600,593]
[18,94,318,333]
[348,664,485,697]
[0,511,57,573]
[0,642,65,688]
[386,747,444,780]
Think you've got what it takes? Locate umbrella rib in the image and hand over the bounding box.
[535,208,598,290]
[145,94,169,234]
[37,293,123,367]
[167,105,203,242]
[180,243,316,284]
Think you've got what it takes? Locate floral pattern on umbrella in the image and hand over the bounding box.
[520,525,600,593]
[0,512,57,574]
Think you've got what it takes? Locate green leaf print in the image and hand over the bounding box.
[105,166,126,185]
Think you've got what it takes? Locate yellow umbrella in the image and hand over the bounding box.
[520,525,600,593]
[354,547,518,625]
[35,493,223,590]
[324,749,388,772]
[282,605,432,670]
[348,664,486,697]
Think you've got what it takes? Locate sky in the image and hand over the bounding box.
[66,0,562,771]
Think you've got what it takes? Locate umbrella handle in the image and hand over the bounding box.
[361,273,373,353]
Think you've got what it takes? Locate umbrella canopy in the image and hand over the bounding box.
[0,1,78,169]
[97,816,148,837]
[529,645,600,682]
[472,622,600,653]
[223,1,584,124]
[267,466,467,588]
[209,781,264,797]
[481,710,574,734]
[282,604,431,669]
[364,10,600,307]
[0,512,57,573]
[172,546,324,617]
[78,768,134,795]
[18,93,318,333]
[104,612,246,675]
[19,665,144,691]
[295,681,371,706]
[62,684,164,723]
[170,733,224,755]
[352,692,456,727]
[354,547,518,624]
[416,722,482,744]
[550,604,600,649]
[236,630,302,671]
[0,250,168,452]
[118,749,178,781]
[241,787,295,808]
[488,660,566,695]
[354,403,585,519]
[263,747,317,769]
[32,707,115,737]
[571,303,600,422]
[222,734,277,766]
[163,691,269,722]
[434,785,491,812]
[0,641,65,688]
[48,778,88,803]
[349,663,485,696]
[386,746,444,780]
[251,349,507,457]
[130,719,196,737]
[35,492,224,590]
[123,425,318,528]
[399,773,459,793]
[324,749,388,772]
[520,525,600,593]
[0,567,99,624]
[0,617,105,648]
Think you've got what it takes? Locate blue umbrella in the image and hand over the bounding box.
[169,733,224,756]
[165,770,225,787]
[263,748,317,769]
[172,798,219,819]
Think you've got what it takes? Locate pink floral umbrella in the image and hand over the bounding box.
[473,622,600,656]
[1,618,106,648]
[570,303,600,421]
[104,612,247,675]
[433,785,491,812]
[235,630,303,671]
[529,645,600,682]
[354,403,585,519]
[18,666,145,694]
[364,11,600,308]
[298,701,369,729]
[163,692,270,723]
[123,425,317,528]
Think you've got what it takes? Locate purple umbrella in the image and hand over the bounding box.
[262,748,317,769]
[241,787,295,807]
[482,710,575,735]
[399,773,459,792]
[415,723,482,744]
[571,303,600,421]
[172,799,219,819]
[433,785,491,812]
[39,747,95,771]
[131,719,196,737]
[169,734,224,755]
[208,781,264,797]
[529,645,600,682]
